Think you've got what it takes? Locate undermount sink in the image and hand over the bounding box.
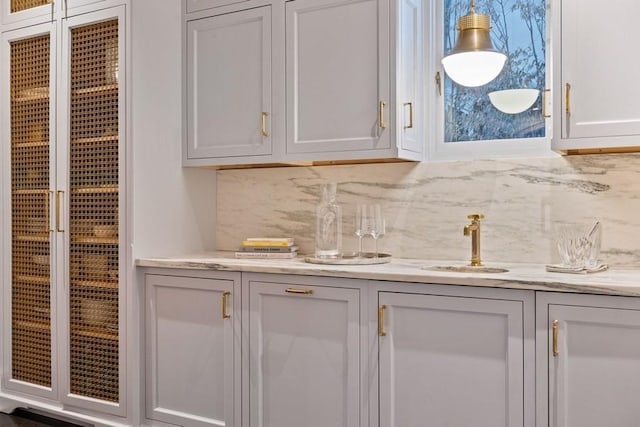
[423,265,509,274]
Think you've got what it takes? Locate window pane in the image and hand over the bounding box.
[444,0,546,142]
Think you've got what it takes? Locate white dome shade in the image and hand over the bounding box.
[441,51,507,87]
[488,88,540,114]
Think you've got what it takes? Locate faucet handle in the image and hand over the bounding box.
[467,213,485,221]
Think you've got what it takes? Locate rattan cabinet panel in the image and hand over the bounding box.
[2,22,56,400]
[1,4,126,417]
[67,16,120,403]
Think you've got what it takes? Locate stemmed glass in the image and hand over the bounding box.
[370,204,385,257]
[354,204,371,258]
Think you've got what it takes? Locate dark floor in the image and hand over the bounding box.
[0,409,91,427]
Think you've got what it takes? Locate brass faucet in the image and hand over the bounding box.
[463,214,484,266]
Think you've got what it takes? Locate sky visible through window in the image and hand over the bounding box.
[444,0,546,142]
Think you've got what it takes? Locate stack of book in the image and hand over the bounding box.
[235,238,298,259]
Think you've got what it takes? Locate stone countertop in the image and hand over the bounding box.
[136,252,640,297]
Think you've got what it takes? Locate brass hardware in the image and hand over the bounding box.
[55,190,64,232]
[463,213,484,266]
[552,319,559,357]
[378,305,387,336]
[379,101,387,129]
[222,291,231,319]
[565,83,571,114]
[435,72,442,96]
[542,89,551,118]
[261,112,268,137]
[48,191,54,232]
[403,102,414,129]
[285,288,313,295]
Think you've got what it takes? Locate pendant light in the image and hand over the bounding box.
[441,0,507,87]
[488,88,540,114]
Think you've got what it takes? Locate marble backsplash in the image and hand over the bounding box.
[216,154,640,268]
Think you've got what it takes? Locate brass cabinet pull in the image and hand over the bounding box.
[435,72,442,96]
[222,291,231,319]
[285,288,313,295]
[565,83,571,114]
[55,190,64,232]
[403,102,414,129]
[542,89,551,118]
[552,319,559,357]
[48,191,54,232]
[378,305,387,337]
[378,101,387,129]
[261,112,268,137]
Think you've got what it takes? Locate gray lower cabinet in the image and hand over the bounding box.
[373,281,535,427]
[537,292,640,427]
[242,273,366,427]
[144,271,241,427]
[142,268,640,427]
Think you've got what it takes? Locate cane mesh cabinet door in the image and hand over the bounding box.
[60,6,125,413]
[2,21,56,399]
[1,0,52,26]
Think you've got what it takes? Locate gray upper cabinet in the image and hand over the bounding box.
[552,0,640,153]
[182,0,424,167]
[185,6,273,164]
[284,0,390,159]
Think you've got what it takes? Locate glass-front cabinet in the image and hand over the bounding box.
[1,5,125,415]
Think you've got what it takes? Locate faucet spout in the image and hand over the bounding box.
[464,214,484,266]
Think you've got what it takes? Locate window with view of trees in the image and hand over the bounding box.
[444,0,546,143]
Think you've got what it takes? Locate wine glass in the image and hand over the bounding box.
[354,204,371,257]
[369,204,385,257]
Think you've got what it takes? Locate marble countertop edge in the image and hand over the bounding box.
[136,252,640,297]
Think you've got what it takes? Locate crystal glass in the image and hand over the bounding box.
[370,204,385,257]
[553,221,601,268]
[354,204,370,257]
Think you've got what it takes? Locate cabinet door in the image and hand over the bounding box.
[58,6,125,414]
[396,0,422,155]
[186,6,272,161]
[547,304,640,427]
[559,0,640,140]
[146,274,239,427]
[1,0,52,26]
[378,292,525,427]
[248,281,361,427]
[285,0,390,155]
[1,21,57,400]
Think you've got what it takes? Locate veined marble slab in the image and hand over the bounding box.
[137,252,640,297]
[217,154,640,268]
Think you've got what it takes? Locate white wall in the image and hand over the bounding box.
[131,0,216,258]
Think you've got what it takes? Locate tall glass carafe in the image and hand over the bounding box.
[315,183,342,258]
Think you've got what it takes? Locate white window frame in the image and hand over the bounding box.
[425,0,557,162]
